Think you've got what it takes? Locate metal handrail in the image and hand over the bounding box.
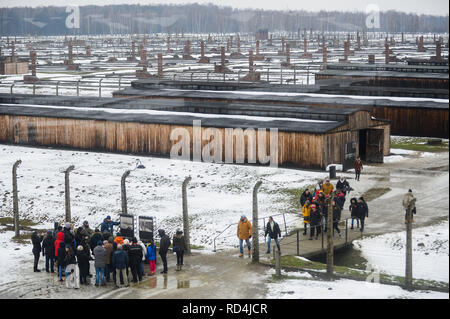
[213,212,297,252]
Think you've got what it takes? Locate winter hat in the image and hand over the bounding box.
[65,222,71,229]
[97,240,103,247]
[176,229,183,235]
[241,214,246,218]
[77,245,83,251]
[47,230,52,235]
[408,189,412,193]
[116,232,122,237]
[83,220,89,226]
[106,215,111,220]
[65,244,71,249]
[158,229,165,237]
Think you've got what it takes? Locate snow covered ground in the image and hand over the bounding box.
[354,220,449,283]
[0,144,327,251]
[265,268,448,299]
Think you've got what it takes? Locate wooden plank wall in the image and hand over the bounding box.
[372,106,448,138]
[0,115,327,169]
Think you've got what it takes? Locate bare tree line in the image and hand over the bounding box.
[0,3,448,36]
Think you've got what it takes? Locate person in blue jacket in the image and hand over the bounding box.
[100,215,120,234]
[146,241,157,276]
[112,244,129,288]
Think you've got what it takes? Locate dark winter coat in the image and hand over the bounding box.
[158,230,171,255]
[100,218,120,234]
[63,228,75,247]
[31,232,43,254]
[31,232,42,254]
[300,190,313,208]
[112,250,128,269]
[93,245,107,268]
[172,235,186,252]
[357,202,369,219]
[42,232,55,258]
[128,243,144,265]
[319,202,329,218]
[310,208,322,226]
[335,193,346,210]
[265,221,281,239]
[64,247,77,265]
[336,179,350,194]
[76,250,90,276]
[332,205,342,222]
[57,245,66,267]
[349,199,359,218]
[90,232,103,250]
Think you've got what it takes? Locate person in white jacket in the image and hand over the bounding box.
[138,240,147,277]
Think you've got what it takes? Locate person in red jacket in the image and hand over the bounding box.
[54,232,65,281]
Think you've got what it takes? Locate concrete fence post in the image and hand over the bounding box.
[121,170,131,215]
[12,160,22,238]
[252,181,263,264]
[64,165,75,223]
[275,249,281,278]
[182,176,192,254]
[56,81,60,96]
[32,84,36,95]
[327,191,335,279]
[405,197,416,291]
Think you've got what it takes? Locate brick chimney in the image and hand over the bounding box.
[435,41,442,60]
[249,50,254,76]
[68,39,73,65]
[286,43,290,64]
[237,35,241,53]
[385,43,390,64]
[30,50,37,76]
[158,53,163,79]
[221,46,225,67]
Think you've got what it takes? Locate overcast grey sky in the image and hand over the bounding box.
[0,0,448,16]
